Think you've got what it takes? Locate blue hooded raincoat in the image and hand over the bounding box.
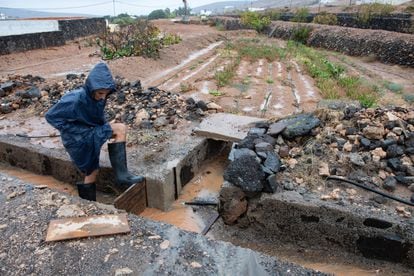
[45,63,115,175]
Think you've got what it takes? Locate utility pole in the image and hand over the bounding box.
[113,0,116,17]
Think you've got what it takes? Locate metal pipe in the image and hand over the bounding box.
[327,175,414,207]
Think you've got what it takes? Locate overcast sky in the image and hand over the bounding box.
[0,0,251,16]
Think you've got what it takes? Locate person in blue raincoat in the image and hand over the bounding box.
[45,62,144,201]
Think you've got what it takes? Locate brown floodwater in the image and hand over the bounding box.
[1,160,412,275]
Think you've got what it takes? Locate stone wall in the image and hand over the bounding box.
[58,18,106,40]
[277,13,413,34]
[0,31,65,55]
[212,17,414,67]
[0,18,106,55]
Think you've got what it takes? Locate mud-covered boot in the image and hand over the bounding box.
[76,182,96,201]
[108,142,145,188]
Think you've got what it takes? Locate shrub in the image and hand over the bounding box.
[264,9,281,20]
[385,82,403,93]
[405,5,414,13]
[403,93,414,103]
[357,3,395,24]
[97,20,181,60]
[292,7,310,23]
[240,11,271,32]
[291,26,311,44]
[312,12,338,25]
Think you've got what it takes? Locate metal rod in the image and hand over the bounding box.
[185,201,218,206]
[327,176,414,207]
[16,133,60,139]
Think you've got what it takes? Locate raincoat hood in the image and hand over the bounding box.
[84,62,116,98]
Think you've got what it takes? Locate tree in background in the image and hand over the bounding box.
[148,9,167,20]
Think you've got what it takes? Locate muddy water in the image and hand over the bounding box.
[0,163,115,203]
[1,161,409,275]
[140,157,226,233]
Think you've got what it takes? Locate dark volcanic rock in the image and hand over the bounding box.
[267,121,288,137]
[223,155,266,193]
[387,158,405,172]
[219,184,247,225]
[264,174,280,193]
[386,144,404,158]
[279,114,321,140]
[264,151,281,173]
[228,148,257,161]
[0,88,5,97]
[383,176,397,192]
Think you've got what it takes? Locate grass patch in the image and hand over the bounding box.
[288,42,379,107]
[403,93,414,104]
[209,90,223,96]
[180,82,195,93]
[266,78,274,84]
[312,12,338,25]
[240,11,271,32]
[236,42,285,61]
[385,82,403,93]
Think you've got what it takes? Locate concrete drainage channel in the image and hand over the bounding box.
[0,132,229,211]
[1,113,414,274]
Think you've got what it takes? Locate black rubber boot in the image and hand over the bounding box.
[76,182,96,201]
[108,142,144,187]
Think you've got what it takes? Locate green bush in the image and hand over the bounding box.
[385,82,403,93]
[291,26,311,44]
[97,20,181,60]
[264,9,281,20]
[357,3,395,24]
[403,93,414,103]
[405,5,414,13]
[240,11,271,32]
[292,7,310,23]
[312,12,338,25]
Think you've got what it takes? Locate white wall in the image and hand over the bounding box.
[0,20,59,37]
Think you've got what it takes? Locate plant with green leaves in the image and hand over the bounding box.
[97,20,181,60]
[240,11,271,32]
[292,7,310,23]
[291,26,312,44]
[312,12,338,25]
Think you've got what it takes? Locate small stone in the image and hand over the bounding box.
[319,162,330,176]
[148,235,161,240]
[190,261,202,268]
[383,176,397,192]
[409,184,414,192]
[396,206,406,213]
[287,158,298,169]
[343,141,353,152]
[115,268,133,275]
[0,224,7,229]
[349,153,365,166]
[56,204,85,218]
[372,195,387,204]
[160,240,170,250]
[7,191,17,199]
[363,126,384,140]
[411,193,414,203]
[206,102,222,111]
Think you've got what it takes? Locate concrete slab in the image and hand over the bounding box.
[0,173,323,275]
[0,114,227,211]
[193,113,266,142]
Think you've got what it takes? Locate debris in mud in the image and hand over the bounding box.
[221,103,414,224]
[0,74,217,132]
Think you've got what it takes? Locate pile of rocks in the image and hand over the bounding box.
[220,105,414,224]
[0,74,220,130]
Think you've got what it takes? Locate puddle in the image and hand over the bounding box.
[0,163,115,204]
[140,156,226,233]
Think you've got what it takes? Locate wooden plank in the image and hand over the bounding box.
[114,180,147,215]
[45,213,130,242]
